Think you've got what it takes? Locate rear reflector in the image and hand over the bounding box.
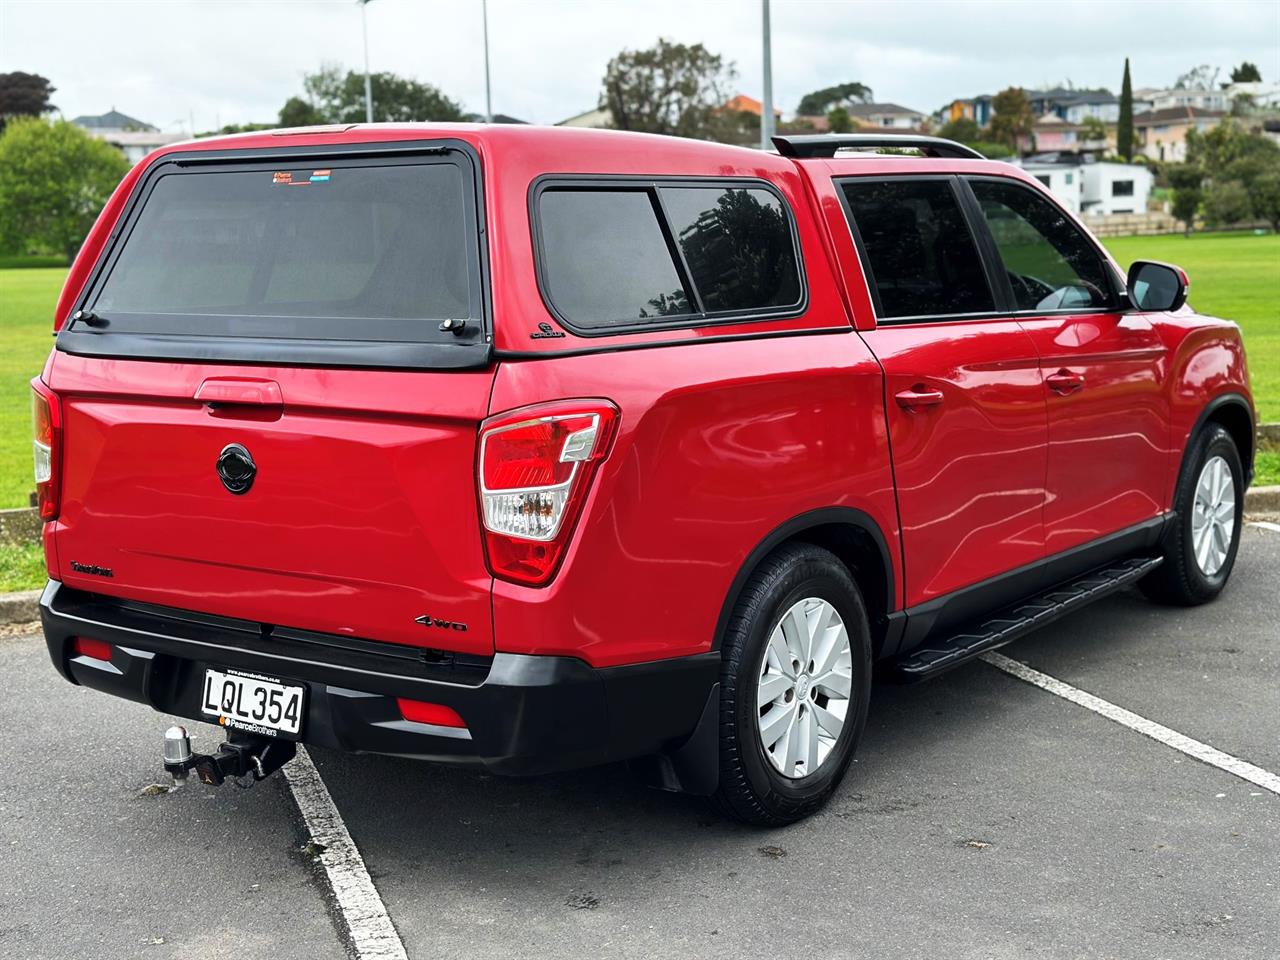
[70,637,112,662]
[397,698,466,728]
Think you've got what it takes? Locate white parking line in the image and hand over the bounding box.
[283,746,409,960]
[1247,520,1280,533]
[981,651,1280,796]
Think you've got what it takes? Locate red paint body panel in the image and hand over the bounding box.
[487,333,900,667]
[47,351,497,655]
[1017,312,1171,554]
[40,123,1254,682]
[859,322,1048,605]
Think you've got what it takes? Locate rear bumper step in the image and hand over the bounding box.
[896,556,1163,680]
[40,581,718,777]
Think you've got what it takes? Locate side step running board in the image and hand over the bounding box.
[896,556,1163,680]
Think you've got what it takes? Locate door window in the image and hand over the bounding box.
[840,178,994,319]
[969,179,1115,312]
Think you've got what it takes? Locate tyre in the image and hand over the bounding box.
[713,543,872,826]
[1140,423,1244,606]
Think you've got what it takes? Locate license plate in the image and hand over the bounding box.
[201,668,306,738]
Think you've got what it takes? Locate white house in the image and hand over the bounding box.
[558,106,612,129]
[845,102,928,130]
[70,109,184,163]
[1015,156,1152,217]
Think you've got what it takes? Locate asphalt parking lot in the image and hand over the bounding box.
[2,526,1277,960]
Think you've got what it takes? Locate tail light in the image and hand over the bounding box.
[31,379,61,522]
[478,400,618,586]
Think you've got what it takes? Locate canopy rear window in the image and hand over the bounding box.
[62,146,489,369]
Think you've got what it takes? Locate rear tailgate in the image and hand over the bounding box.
[48,356,495,656]
[45,140,497,656]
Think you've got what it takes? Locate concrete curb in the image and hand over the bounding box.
[0,507,40,545]
[0,590,41,625]
[1246,484,1280,515]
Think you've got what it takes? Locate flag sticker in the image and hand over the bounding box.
[310,169,331,183]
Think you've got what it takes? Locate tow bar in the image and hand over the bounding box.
[162,725,296,787]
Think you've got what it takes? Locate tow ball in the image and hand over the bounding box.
[163,725,296,787]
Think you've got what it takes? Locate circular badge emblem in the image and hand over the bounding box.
[216,443,256,495]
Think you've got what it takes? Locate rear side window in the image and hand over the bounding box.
[539,190,693,323]
[535,182,803,331]
[65,148,490,369]
[840,178,994,320]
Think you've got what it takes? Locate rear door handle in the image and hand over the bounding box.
[1045,370,1085,395]
[894,386,944,411]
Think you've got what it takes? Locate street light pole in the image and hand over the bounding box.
[761,0,773,150]
[359,0,374,123]
[482,0,493,123]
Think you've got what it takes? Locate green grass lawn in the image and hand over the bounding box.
[0,268,61,510]
[0,540,44,593]
[0,233,1275,509]
[1103,233,1280,422]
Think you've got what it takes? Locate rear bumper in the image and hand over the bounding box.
[39,581,719,777]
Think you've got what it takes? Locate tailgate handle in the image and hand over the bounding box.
[195,379,283,408]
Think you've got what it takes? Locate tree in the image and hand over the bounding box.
[796,82,873,116]
[1166,163,1204,236]
[601,39,736,139]
[1231,61,1262,84]
[989,86,1034,152]
[826,106,853,134]
[1251,168,1280,232]
[279,95,326,127]
[0,118,130,257]
[0,72,56,132]
[1202,179,1253,226]
[1080,115,1108,144]
[938,117,980,144]
[280,64,465,125]
[1117,58,1134,162]
[1174,64,1219,90]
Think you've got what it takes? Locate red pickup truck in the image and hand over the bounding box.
[36,126,1253,824]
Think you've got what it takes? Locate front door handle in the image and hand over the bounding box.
[1046,369,1085,395]
[895,386,944,411]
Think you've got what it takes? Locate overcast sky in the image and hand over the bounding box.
[3,0,1278,132]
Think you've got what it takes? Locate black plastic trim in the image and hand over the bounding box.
[773,134,985,160]
[527,174,809,338]
[1184,392,1256,488]
[494,322,854,361]
[58,139,494,371]
[712,506,897,654]
[40,581,719,776]
[895,515,1168,656]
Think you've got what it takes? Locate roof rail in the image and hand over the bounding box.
[771,134,985,160]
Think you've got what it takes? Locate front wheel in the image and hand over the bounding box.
[713,543,872,826]
[1141,423,1244,606]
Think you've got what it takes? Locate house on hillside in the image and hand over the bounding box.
[846,102,929,129]
[1030,114,1110,155]
[1133,106,1226,162]
[71,109,184,163]
[944,95,993,127]
[1015,154,1153,216]
[558,106,612,129]
[722,94,782,119]
[1028,88,1119,124]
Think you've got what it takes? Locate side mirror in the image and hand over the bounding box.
[1127,260,1188,312]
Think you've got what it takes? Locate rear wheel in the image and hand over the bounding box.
[1141,424,1243,606]
[713,543,872,826]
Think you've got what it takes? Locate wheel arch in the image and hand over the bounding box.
[1190,392,1255,487]
[712,507,897,657]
